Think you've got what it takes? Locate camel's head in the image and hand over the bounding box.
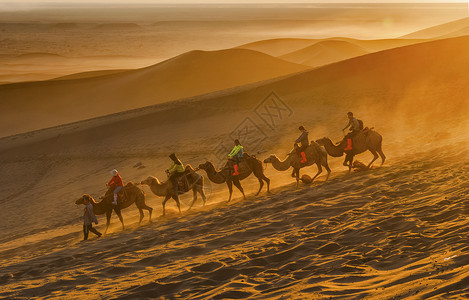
[263,155,278,164]
[141,176,157,186]
[198,161,212,170]
[315,137,327,146]
[76,194,93,205]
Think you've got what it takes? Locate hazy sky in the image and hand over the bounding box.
[0,0,466,3]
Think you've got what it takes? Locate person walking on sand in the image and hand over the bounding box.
[83,196,102,240]
[228,139,244,176]
[107,169,124,206]
[295,126,308,163]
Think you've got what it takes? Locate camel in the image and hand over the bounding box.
[75,182,152,234]
[140,165,206,216]
[316,128,386,171]
[198,153,270,202]
[263,141,331,187]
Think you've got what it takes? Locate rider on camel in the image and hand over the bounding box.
[228,139,243,176]
[107,169,124,206]
[167,153,186,194]
[342,112,361,151]
[295,126,308,163]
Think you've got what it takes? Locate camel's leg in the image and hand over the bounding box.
[199,185,207,206]
[148,206,153,223]
[295,168,300,187]
[262,175,271,194]
[188,187,198,210]
[137,203,153,223]
[114,207,125,230]
[377,145,386,165]
[138,208,144,224]
[367,150,379,169]
[324,161,331,181]
[255,176,264,196]
[253,167,270,194]
[173,195,182,215]
[104,209,112,234]
[311,163,323,182]
[227,180,234,202]
[162,195,171,216]
[343,157,349,167]
[136,195,153,223]
[344,153,353,172]
[232,178,246,200]
[291,169,296,178]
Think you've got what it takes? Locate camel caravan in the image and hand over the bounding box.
[76,112,385,238]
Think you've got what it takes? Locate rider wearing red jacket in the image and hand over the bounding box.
[107,169,124,205]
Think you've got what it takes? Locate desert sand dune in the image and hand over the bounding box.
[0,73,63,84]
[50,22,79,30]
[279,40,369,67]
[237,38,320,57]
[402,17,469,39]
[52,69,129,81]
[438,25,469,39]
[238,37,430,58]
[1,8,469,298]
[94,23,142,30]
[15,52,66,60]
[1,144,468,299]
[0,48,309,137]
[2,35,469,153]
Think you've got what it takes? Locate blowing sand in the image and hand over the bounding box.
[1,2,469,299]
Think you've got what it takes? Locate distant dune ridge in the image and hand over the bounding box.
[279,40,369,67]
[401,17,469,39]
[0,48,308,137]
[52,69,129,81]
[2,34,469,152]
[237,38,320,57]
[2,35,469,139]
[94,23,142,30]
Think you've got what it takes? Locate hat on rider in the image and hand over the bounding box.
[299,126,305,131]
[169,153,178,161]
[110,169,118,176]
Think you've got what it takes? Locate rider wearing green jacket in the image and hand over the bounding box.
[228,139,243,176]
[167,153,185,193]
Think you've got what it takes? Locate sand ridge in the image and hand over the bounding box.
[279,40,369,67]
[1,144,469,298]
[0,48,309,137]
[402,17,469,39]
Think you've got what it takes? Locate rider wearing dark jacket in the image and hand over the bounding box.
[342,112,361,151]
[295,126,308,163]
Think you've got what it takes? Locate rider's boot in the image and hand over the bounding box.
[233,164,240,176]
[300,152,307,163]
[344,138,352,151]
